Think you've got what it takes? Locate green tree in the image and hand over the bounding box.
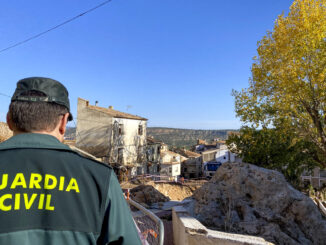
[227,127,318,185]
[233,0,326,167]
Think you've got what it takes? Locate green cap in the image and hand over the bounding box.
[11,77,73,121]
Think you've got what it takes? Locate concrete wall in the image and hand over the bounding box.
[113,117,147,165]
[215,149,229,163]
[146,143,161,164]
[215,149,238,164]
[202,150,218,163]
[173,206,272,245]
[160,152,180,164]
[76,98,112,157]
[160,163,181,178]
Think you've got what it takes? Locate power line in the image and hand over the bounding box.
[0,0,112,54]
[0,93,11,98]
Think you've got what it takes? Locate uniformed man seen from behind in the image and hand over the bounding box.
[0,77,142,245]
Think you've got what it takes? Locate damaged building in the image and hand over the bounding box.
[146,136,162,175]
[76,98,147,177]
[180,150,202,179]
[160,149,183,181]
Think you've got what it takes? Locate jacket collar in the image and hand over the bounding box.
[0,133,72,151]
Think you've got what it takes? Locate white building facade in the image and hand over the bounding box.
[76,98,147,177]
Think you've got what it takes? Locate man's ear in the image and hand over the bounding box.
[6,113,14,131]
[59,113,69,136]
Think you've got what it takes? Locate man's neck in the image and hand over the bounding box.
[13,130,63,142]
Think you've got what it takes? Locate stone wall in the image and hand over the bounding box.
[76,98,113,157]
[172,206,272,245]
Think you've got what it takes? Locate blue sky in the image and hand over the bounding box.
[0,0,293,129]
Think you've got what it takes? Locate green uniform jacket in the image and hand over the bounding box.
[0,133,141,245]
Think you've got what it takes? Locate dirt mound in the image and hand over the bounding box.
[123,180,204,202]
[152,183,194,201]
[0,122,12,143]
[193,162,326,245]
[130,185,170,205]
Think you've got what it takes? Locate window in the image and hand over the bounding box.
[320,170,326,178]
[175,166,179,173]
[138,125,143,135]
[137,167,143,175]
[169,167,172,173]
[137,146,143,163]
[119,124,124,135]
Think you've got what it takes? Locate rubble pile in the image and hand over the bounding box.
[130,185,169,205]
[0,122,12,143]
[124,180,202,202]
[193,162,326,245]
[152,182,195,201]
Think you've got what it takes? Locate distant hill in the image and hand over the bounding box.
[147,127,237,148]
[65,127,238,147]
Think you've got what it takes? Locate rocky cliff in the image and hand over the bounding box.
[193,162,326,245]
[0,122,12,142]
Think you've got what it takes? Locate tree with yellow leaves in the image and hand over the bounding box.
[234,0,326,167]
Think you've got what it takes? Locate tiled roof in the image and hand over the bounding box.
[161,150,180,157]
[147,137,163,144]
[161,150,184,165]
[182,150,201,158]
[161,162,180,165]
[201,148,219,154]
[87,104,147,121]
[215,140,226,144]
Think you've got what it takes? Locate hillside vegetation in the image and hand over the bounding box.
[147,127,234,147]
[65,127,236,147]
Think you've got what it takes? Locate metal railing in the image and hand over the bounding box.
[127,197,164,245]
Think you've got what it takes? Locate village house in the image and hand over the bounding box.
[201,148,218,163]
[194,139,239,164]
[76,98,147,177]
[193,139,242,178]
[194,139,218,153]
[215,148,237,163]
[159,147,183,181]
[301,167,326,189]
[146,136,162,175]
[179,149,202,179]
